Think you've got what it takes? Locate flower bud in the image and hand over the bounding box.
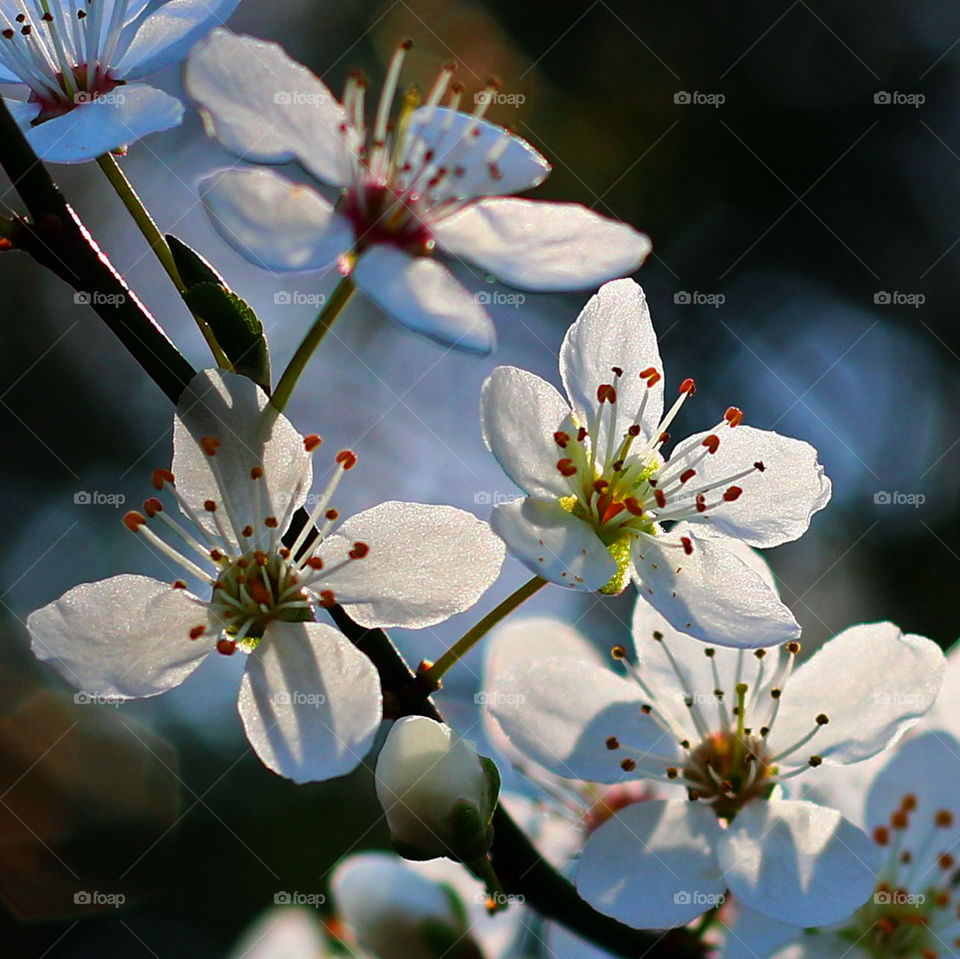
[375,716,500,862]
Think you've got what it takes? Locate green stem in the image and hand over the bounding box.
[421,576,547,688]
[272,275,355,412]
[96,152,229,367]
[694,904,721,939]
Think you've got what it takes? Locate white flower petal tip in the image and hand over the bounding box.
[200,169,352,272]
[2,1,227,162]
[576,801,726,929]
[227,907,328,959]
[717,800,880,927]
[434,199,652,291]
[239,623,382,784]
[375,716,498,861]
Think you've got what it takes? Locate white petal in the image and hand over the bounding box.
[576,801,726,929]
[767,622,945,768]
[227,908,328,959]
[480,366,572,499]
[405,106,550,198]
[632,525,800,647]
[4,97,41,124]
[434,199,651,291]
[316,502,504,628]
[173,369,312,551]
[201,168,351,272]
[489,654,677,783]
[27,574,211,699]
[25,85,183,164]
[719,907,799,959]
[926,640,960,738]
[352,246,495,354]
[717,799,879,927]
[113,0,241,80]
[238,621,382,783]
[184,29,354,185]
[865,731,960,881]
[490,497,616,590]
[559,279,664,452]
[666,425,832,548]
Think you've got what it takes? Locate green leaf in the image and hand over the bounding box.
[167,234,271,391]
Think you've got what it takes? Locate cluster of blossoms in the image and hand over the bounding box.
[9,10,952,959]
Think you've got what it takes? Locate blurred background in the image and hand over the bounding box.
[1,0,958,954]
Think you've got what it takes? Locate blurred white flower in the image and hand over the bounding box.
[481,278,831,647]
[486,585,945,929]
[723,732,960,959]
[0,0,238,163]
[27,369,504,783]
[184,30,650,355]
[375,716,499,861]
[228,907,329,959]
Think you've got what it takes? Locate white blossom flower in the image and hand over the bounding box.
[485,585,945,930]
[375,715,499,861]
[0,0,238,163]
[722,731,960,959]
[27,369,505,783]
[183,30,651,355]
[228,907,330,959]
[480,278,831,647]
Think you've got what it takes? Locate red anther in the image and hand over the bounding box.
[593,479,610,493]
[680,468,696,484]
[250,466,264,480]
[600,500,626,525]
[646,372,662,387]
[152,468,174,489]
[628,424,641,437]
[250,580,271,604]
[557,458,577,477]
[236,557,250,569]
[488,163,502,180]
[189,625,206,640]
[723,486,743,502]
[123,511,147,532]
[639,367,657,380]
[264,516,279,528]
[172,580,187,590]
[424,148,436,163]
[679,377,696,396]
[902,794,917,811]
[654,489,667,509]
[216,638,237,656]
[204,500,217,512]
[279,548,291,559]
[597,384,617,404]
[553,430,571,448]
[702,434,720,454]
[725,407,744,427]
[659,432,670,444]
[336,450,358,470]
[936,810,954,827]
[253,550,269,566]
[210,549,224,562]
[873,826,890,846]
[319,590,336,608]
[325,508,339,521]
[624,497,644,516]
[577,426,588,442]
[696,493,707,513]
[348,542,370,560]
[143,497,163,517]
[400,37,414,50]
[940,853,955,870]
[241,525,254,538]
[611,366,624,378]
[200,436,220,456]
[612,459,625,472]
[891,810,909,830]
[305,557,324,570]
[0,237,11,252]
[754,461,766,473]
[681,536,694,555]
[620,758,637,772]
